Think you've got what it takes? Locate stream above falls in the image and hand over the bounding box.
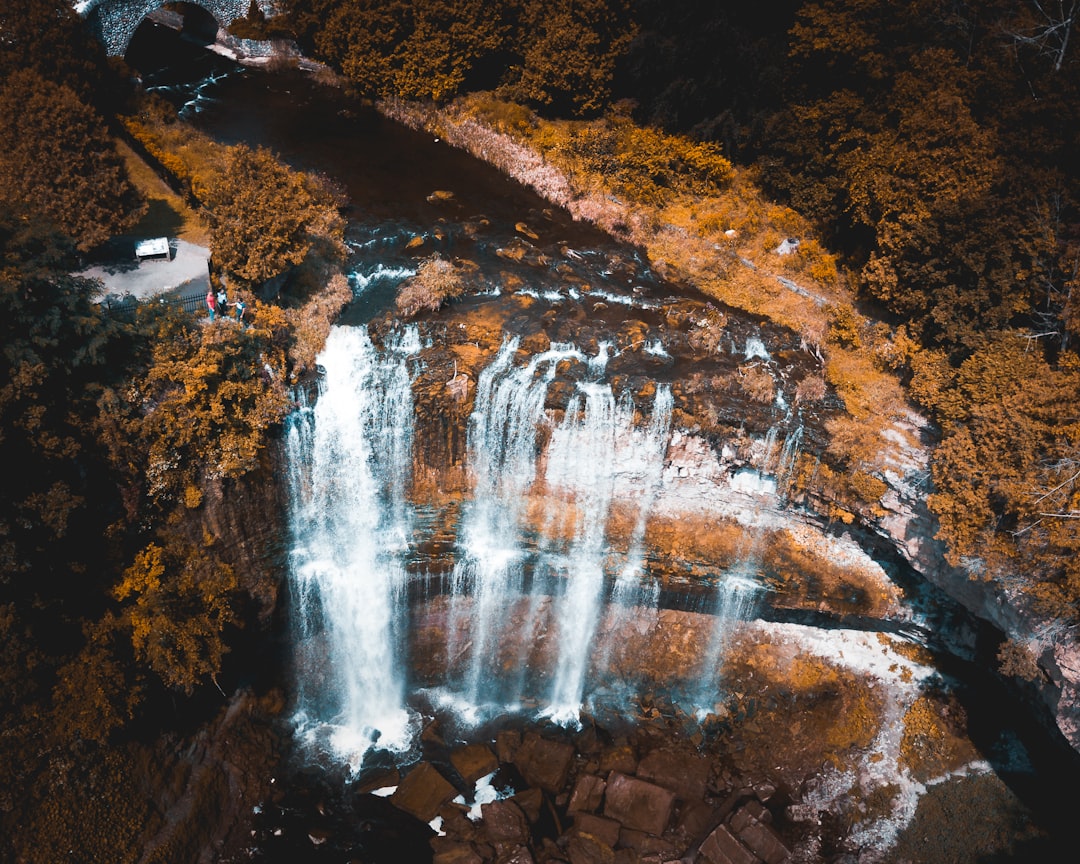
[124,21,1080,863]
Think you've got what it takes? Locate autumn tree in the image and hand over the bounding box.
[505,0,638,115]
[202,143,345,288]
[918,333,1080,620]
[0,70,146,252]
[113,537,237,695]
[760,0,1080,354]
[0,212,127,592]
[95,302,292,516]
[0,0,114,106]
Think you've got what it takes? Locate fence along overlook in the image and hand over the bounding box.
[75,0,276,57]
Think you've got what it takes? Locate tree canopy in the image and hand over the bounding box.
[202,143,346,287]
[0,70,146,252]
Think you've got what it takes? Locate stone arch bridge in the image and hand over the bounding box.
[75,0,277,57]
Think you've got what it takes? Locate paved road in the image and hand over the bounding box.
[81,238,211,302]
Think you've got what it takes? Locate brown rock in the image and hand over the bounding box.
[515,732,575,793]
[598,744,638,777]
[636,749,710,802]
[729,802,770,833]
[354,767,400,795]
[432,841,484,864]
[602,772,675,836]
[512,787,545,823]
[698,825,759,864]
[733,820,789,864]
[495,844,535,864]
[573,725,605,756]
[452,744,500,784]
[568,775,606,814]
[677,801,720,841]
[391,762,457,822]
[481,799,530,844]
[496,729,522,764]
[438,802,478,840]
[616,827,679,858]
[571,813,621,848]
[565,830,616,864]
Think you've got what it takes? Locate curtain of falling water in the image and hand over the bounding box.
[286,326,421,768]
[447,338,587,708]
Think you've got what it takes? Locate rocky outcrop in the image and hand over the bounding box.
[137,688,284,864]
[388,727,793,864]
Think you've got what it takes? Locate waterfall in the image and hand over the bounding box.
[447,337,586,709]
[541,383,622,721]
[443,341,676,724]
[284,323,795,741]
[285,326,421,769]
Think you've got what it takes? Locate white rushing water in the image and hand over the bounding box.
[285,325,808,751]
[285,326,421,770]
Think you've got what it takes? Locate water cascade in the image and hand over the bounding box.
[446,337,587,710]
[286,326,422,767]
[435,339,679,723]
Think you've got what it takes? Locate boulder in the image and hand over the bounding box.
[512,787,545,823]
[636,748,710,801]
[616,826,680,858]
[677,800,720,841]
[432,841,484,864]
[571,813,621,847]
[481,799,530,844]
[496,729,522,764]
[568,775,606,814]
[514,732,575,793]
[602,772,675,836]
[729,805,789,864]
[598,744,638,777]
[452,743,500,784]
[697,824,759,864]
[392,762,458,822]
[565,830,617,864]
[438,802,479,841]
[494,844,535,864]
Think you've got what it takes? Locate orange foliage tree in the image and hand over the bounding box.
[0,70,145,252]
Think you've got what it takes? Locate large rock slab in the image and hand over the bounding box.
[452,743,500,784]
[602,772,675,836]
[568,774,606,814]
[636,748,711,801]
[480,799,530,844]
[697,824,759,864]
[729,804,788,864]
[392,762,458,822]
[514,732,575,793]
[571,812,622,847]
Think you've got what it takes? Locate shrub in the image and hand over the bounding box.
[396,254,469,317]
[738,364,775,403]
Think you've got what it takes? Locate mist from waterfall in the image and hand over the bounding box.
[285,326,422,769]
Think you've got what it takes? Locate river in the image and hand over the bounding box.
[124,20,1080,864]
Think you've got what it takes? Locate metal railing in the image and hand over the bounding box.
[100,287,210,320]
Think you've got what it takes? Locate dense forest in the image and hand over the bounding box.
[1,0,1079,858]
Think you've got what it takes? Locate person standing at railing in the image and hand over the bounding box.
[206,287,217,321]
